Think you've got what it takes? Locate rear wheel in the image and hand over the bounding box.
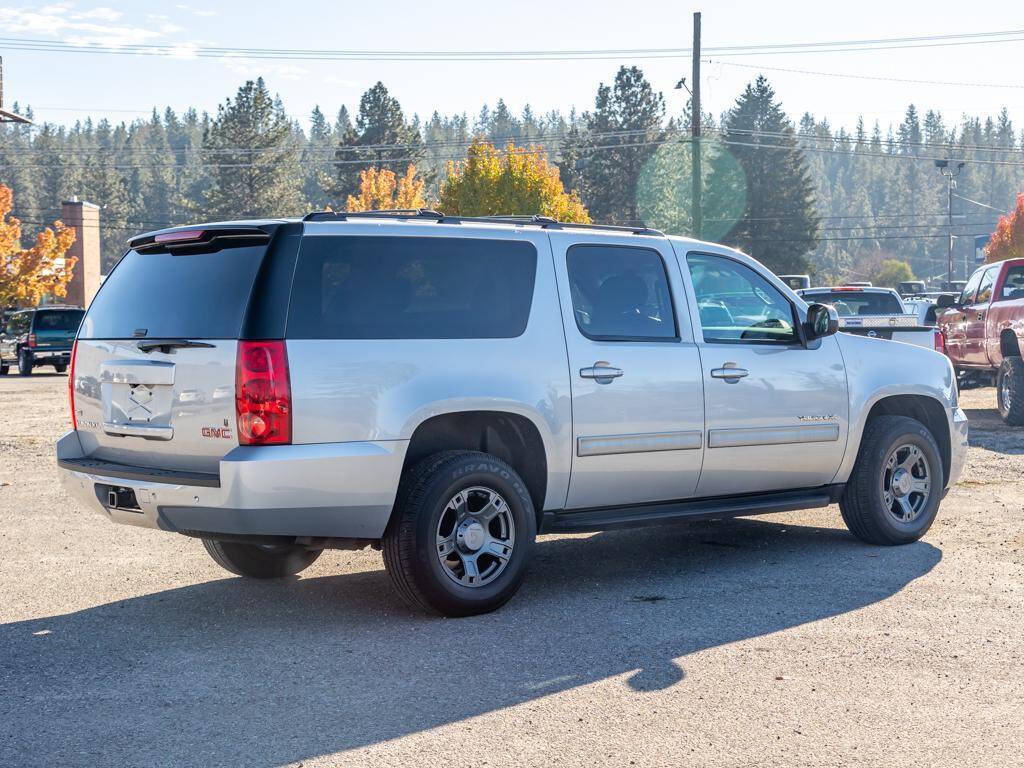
[18,349,32,376]
[383,451,536,617]
[996,356,1024,426]
[54,363,67,374]
[202,539,322,578]
[840,415,943,545]
[0,361,8,375]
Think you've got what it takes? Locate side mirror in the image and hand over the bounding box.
[804,303,839,340]
[936,294,958,309]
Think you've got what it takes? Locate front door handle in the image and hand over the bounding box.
[711,364,749,381]
[580,362,623,382]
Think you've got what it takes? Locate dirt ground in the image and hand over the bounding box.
[1,374,1022,767]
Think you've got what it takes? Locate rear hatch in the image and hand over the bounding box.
[32,309,84,351]
[71,223,297,473]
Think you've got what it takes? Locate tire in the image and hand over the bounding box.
[840,415,943,546]
[201,538,322,578]
[54,363,67,374]
[18,349,32,376]
[996,356,1024,426]
[383,451,537,617]
[0,362,8,375]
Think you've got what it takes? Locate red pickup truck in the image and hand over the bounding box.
[937,258,1024,424]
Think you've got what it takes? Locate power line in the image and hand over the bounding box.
[2,28,1024,61]
[712,60,1024,90]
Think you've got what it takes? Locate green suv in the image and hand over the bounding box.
[0,306,84,375]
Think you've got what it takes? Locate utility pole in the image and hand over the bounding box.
[691,12,702,240]
[934,159,965,286]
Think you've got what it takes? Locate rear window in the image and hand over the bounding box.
[33,309,84,332]
[79,246,266,339]
[801,290,903,316]
[287,236,537,339]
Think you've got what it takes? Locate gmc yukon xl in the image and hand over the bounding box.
[56,211,969,616]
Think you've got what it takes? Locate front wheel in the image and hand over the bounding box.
[383,451,536,617]
[840,415,943,545]
[996,356,1024,426]
[202,538,322,578]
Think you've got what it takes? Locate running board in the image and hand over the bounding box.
[541,485,843,534]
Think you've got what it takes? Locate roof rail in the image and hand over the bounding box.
[302,209,664,236]
[303,209,443,222]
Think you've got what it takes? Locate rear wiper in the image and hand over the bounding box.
[136,339,216,353]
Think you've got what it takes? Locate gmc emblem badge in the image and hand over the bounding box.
[201,426,232,439]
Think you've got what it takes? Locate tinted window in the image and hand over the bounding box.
[999,265,1024,301]
[959,269,984,306]
[287,236,537,339]
[799,290,904,316]
[33,309,84,332]
[688,254,796,343]
[566,245,677,341]
[80,246,267,339]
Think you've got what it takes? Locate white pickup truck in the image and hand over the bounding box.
[798,286,945,353]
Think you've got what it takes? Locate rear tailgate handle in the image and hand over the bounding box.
[100,359,175,386]
[103,422,174,441]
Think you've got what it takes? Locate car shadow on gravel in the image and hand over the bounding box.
[963,407,1024,454]
[0,517,940,767]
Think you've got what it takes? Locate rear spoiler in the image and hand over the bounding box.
[128,226,274,255]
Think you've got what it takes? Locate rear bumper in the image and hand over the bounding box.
[56,431,409,539]
[26,348,71,365]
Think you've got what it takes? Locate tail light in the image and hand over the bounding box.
[68,340,78,430]
[235,340,291,445]
[27,333,37,348]
[933,329,946,355]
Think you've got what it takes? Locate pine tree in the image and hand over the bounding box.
[573,66,666,225]
[333,82,426,203]
[706,76,820,274]
[202,78,305,220]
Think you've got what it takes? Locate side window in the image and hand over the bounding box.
[975,267,997,305]
[959,269,984,305]
[565,244,677,341]
[998,266,1024,301]
[287,236,537,339]
[687,253,797,344]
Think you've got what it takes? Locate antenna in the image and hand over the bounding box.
[0,56,33,125]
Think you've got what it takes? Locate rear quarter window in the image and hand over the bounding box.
[287,236,537,339]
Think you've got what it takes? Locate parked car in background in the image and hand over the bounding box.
[797,286,944,352]
[779,274,810,290]
[937,258,1024,424]
[898,280,927,298]
[0,306,84,375]
[56,213,967,616]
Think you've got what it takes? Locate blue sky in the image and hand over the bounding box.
[2,1,1023,133]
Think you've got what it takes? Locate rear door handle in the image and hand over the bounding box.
[977,312,985,321]
[711,365,749,380]
[580,362,623,381]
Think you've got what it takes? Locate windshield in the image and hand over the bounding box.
[801,290,904,316]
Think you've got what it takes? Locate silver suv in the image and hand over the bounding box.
[56,211,969,616]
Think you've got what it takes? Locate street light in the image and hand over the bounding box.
[935,159,965,286]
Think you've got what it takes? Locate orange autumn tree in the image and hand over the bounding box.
[345,165,428,211]
[439,138,590,223]
[986,193,1024,263]
[0,185,77,308]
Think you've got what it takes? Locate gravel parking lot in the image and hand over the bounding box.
[1,374,1022,767]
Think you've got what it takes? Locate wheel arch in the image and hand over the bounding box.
[999,328,1021,359]
[860,395,951,487]
[398,409,549,529]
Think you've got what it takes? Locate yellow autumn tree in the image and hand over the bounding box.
[439,139,590,223]
[0,185,77,308]
[345,165,428,211]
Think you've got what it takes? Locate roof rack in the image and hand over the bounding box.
[302,209,664,236]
